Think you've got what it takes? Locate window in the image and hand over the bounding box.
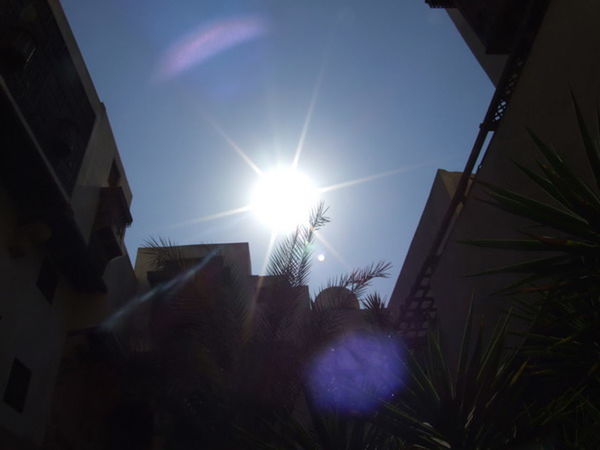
[36,258,58,303]
[3,358,31,413]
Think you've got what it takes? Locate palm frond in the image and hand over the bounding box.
[462,95,600,446]
[376,307,532,449]
[267,202,330,287]
[465,96,600,297]
[324,261,392,299]
[362,293,394,330]
[143,236,187,271]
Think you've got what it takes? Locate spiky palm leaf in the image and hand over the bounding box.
[463,96,600,447]
[243,390,405,450]
[267,202,330,287]
[324,261,392,299]
[464,97,600,296]
[362,293,395,331]
[374,303,535,449]
[143,236,187,272]
[132,208,397,448]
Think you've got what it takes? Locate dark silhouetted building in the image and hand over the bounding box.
[0,1,136,447]
[391,0,600,359]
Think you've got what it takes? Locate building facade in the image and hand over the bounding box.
[0,0,136,447]
[390,0,600,358]
[134,242,310,333]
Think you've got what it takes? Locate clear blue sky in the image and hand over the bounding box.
[61,0,493,301]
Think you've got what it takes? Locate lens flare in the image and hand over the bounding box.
[156,16,268,80]
[307,332,405,413]
[101,249,219,329]
[251,168,319,232]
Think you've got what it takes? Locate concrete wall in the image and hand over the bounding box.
[51,0,133,246]
[389,170,461,308]
[0,188,70,445]
[0,2,136,446]
[0,191,135,447]
[402,0,600,361]
[134,242,253,292]
[70,106,132,245]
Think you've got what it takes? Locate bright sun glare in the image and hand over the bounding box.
[251,168,319,232]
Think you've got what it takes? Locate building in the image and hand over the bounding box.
[0,0,136,447]
[133,242,310,338]
[390,0,600,358]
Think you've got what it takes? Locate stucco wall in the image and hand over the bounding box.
[0,188,68,445]
[71,106,132,244]
[424,0,600,361]
[389,170,461,309]
[0,2,136,445]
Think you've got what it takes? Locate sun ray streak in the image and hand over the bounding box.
[166,205,251,230]
[292,19,339,169]
[201,112,263,175]
[292,62,325,169]
[261,231,277,276]
[315,231,351,271]
[319,162,432,194]
[246,232,277,332]
[101,249,220,329]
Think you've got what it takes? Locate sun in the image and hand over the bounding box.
[251,167,319,232]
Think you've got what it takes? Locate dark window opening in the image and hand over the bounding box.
[37,258,58,303]
[51,120,79,160]
[0,28,37,70]
[3,358,31,413]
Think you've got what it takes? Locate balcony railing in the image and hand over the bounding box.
[398,0,550,346]
[95,186,133,231]
[425,0,455,8]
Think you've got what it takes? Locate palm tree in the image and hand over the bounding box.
[463,95,600,448]
[373,302,540,450]
[114,203,393,448]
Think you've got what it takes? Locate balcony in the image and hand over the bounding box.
[425,0,455,8]
[425,0,545,55]
[454,0,539,54]
[94,187,133,231]
[87,227,124,279]
[87,187,133,276]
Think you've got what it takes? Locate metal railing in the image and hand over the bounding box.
[396,0,550,343]
[425,0,456,8]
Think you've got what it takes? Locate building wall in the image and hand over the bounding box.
[70,106,132,246]
[0,1,136,446]
[134,242,253,293]
[0,187,107,445]
[395,0,600,361]
[389,170,461,309]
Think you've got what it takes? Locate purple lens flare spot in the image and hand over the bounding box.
[307,332,405,413]
[156,15,269,81]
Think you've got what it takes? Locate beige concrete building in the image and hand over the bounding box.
[390,0,600,357]
[134,242,310,323]
[0,0,136,447]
